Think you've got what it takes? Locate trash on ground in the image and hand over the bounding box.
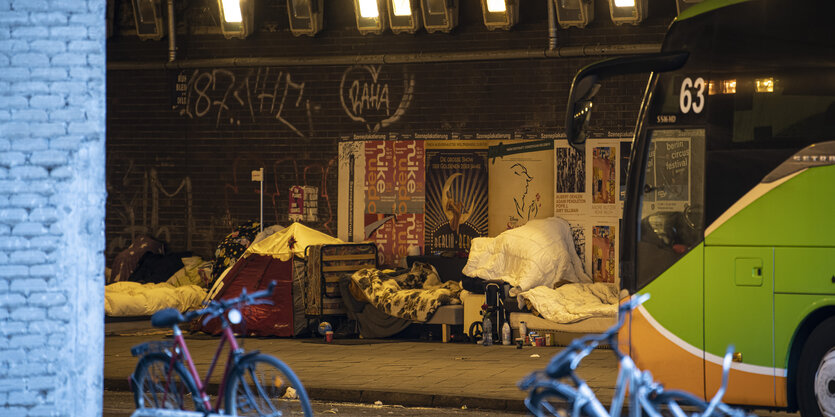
[282,387,298,399]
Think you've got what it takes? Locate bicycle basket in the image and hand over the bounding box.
[130,340,175,357]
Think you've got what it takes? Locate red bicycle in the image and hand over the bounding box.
[129,281,314,416]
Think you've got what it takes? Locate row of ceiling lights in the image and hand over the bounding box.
[133,0,703,40]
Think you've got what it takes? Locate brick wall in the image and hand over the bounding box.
[1,0,106,416]
[105,0,674,263]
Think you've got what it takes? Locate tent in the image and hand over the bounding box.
[199,223,343,337]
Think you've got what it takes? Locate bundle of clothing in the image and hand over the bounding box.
[463,217,618,323]
[349,262,462,322]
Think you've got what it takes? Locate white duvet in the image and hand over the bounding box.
[517,283,618,324]
[463,217,591,291]
[104,282,207,317]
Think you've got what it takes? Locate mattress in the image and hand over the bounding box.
[424,304,464,325]
[509,312,615,334]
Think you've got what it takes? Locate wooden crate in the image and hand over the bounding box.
[304,243,377,318]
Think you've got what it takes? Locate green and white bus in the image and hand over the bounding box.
[565,0,834,416]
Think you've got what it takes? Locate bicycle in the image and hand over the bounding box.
[519,294,756,417]
[129,281,314,417]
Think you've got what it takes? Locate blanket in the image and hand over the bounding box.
[517,283,618,324]
[463,217,591,291]
[104,281,207,317]
[350,262,462,322]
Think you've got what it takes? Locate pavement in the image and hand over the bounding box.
[104,320,618,412]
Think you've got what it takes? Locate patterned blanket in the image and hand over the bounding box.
[350,262,462,322]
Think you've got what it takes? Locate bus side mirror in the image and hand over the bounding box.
[567,74,601,152]
[564,51,689,152]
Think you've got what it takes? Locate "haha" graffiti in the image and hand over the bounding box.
[339,65,415,132]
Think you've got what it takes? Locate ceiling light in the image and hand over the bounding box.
[480,0,517,30]
[755,77,774,93]
[607,0,646,25]
[131,0,164,40]
[391,0,412,15]
[388,0,422,34]
[359,0,380,17]
[353,0,386,34]
[486,0,506,12]
[420,0,458,33]
[222,0,242,22]
[553,0,594,29]
[288,0,324,36]
[217,0,254,38]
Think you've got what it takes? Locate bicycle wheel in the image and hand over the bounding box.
[132,352,203,411]
[224,353,313,417]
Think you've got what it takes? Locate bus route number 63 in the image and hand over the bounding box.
[679,77,706,114]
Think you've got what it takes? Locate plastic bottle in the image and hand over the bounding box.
[502,322,511,345]
[520,321,528,344]
[482,316,493,346]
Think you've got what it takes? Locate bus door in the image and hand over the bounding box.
[703,246,775,406]
[629,127,707,399]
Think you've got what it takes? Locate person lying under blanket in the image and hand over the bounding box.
[350,262,462,322]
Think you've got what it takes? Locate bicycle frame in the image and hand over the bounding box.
[165,321,242,412]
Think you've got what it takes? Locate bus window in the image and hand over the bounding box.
[705,70,835,225]
[636,129,705,287]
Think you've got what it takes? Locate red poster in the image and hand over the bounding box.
[365,141,395,214]
[394,140,425,214]
[288,185,304,221]
[365,213,396,266]
[394,213,424,263]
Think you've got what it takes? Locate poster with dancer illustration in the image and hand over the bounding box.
[424,147,488,254]
[487,140,555,236]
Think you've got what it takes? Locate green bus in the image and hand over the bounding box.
[565,0,834,416]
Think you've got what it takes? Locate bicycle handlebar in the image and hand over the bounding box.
[185,281,277,323]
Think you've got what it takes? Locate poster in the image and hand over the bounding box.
[552,137,629,286]
[568,220,587,269]
[365,140,396,215]
[590,223,617,283]
[645,136,692,213]
[394,213,424,265]
[589,143,618,217]
[393,140,425,214]
[365,213,395,266]
[424,147,488,254]
[288,185,318,222]
[554,141,587,220]
[337,140,366,242]
[487,140,554,236]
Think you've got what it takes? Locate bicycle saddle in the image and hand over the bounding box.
[151,308,186,328]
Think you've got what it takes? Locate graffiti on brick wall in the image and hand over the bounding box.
[221,155,337,236]
[106,161,194,256]
[173,68,317,137]
[171,65,414,134]
[339,65,415,132]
